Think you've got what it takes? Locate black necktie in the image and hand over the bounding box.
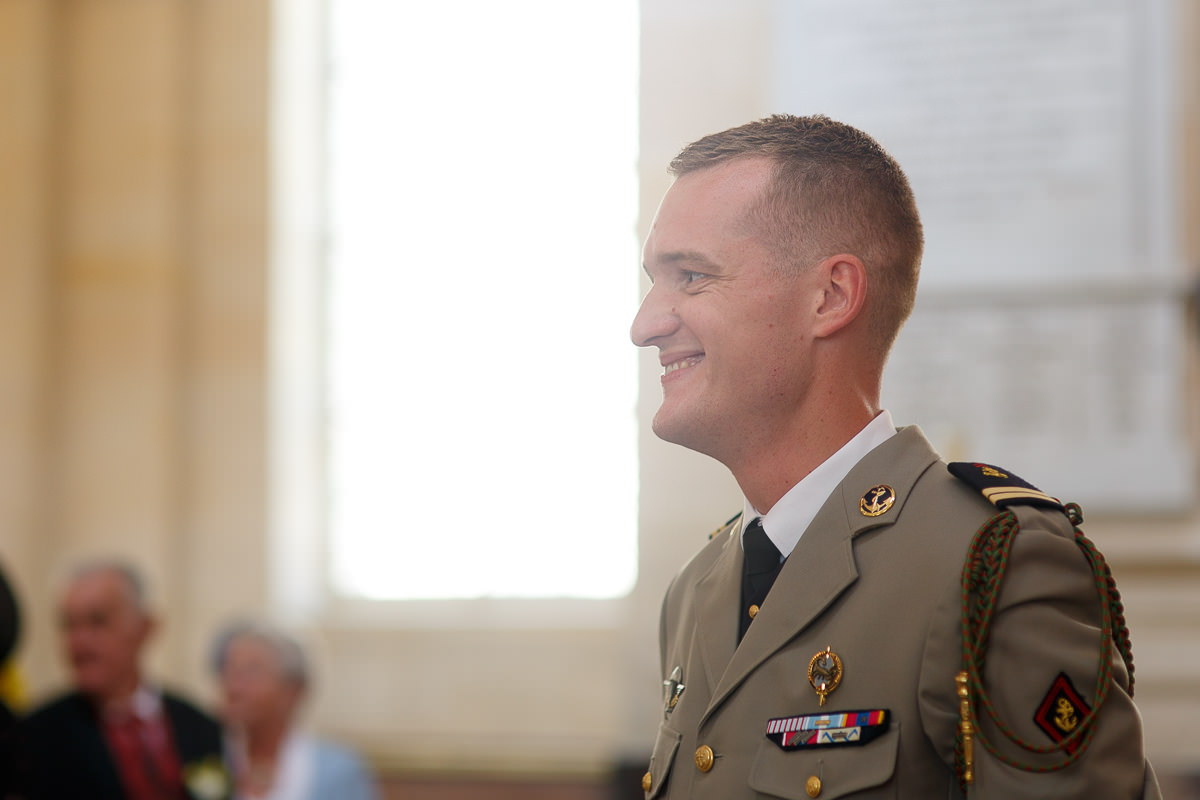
[739,518,783,642]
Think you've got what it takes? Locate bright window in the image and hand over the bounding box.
[325,1,640,599]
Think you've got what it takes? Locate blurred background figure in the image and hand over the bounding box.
[16,561,226,800]
[0,562,21,798]
[212,621,377,800]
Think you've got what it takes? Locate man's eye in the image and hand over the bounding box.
[683,271,708,284]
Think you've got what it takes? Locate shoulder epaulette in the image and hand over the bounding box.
[950,459,1131,789]
[947,462,1063,511]
[709,511,743,540]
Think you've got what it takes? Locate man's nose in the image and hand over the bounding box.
[630,285,678,348]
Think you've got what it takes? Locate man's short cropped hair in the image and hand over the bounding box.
[66,559,150,614]
[670,114,924,357]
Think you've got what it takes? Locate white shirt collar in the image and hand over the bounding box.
[225,729,316,800]
[741,410,897,558]
[262,731,316,800]
[130,685,161,720]
[100,682,163,722]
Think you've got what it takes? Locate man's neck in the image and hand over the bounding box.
[244,718,291,762]
[729,403,877,513]
[90,675,145,716]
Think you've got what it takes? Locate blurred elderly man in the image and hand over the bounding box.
[16,561,226,800]
[212,621,377,800]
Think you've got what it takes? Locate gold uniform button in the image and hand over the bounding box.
[748,604,759,619]
[694,744,714,773]
[641,771,652,792]
[805,775,822,797]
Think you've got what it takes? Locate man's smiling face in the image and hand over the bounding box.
[630,157,822,463]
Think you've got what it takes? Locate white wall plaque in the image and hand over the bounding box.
[773,0,1193,511]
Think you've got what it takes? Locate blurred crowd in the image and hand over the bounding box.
[0,559,379,800]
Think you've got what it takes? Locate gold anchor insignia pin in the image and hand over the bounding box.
[663,666,685,714]
[807,646,843,706]
[859,485,895,517]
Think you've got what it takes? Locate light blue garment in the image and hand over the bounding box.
[227,732,379,800]
[308,739,378,800]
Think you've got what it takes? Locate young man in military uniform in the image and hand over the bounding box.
[630,114,1159,799]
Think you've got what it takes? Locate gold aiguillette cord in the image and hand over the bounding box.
[956,670,974,786]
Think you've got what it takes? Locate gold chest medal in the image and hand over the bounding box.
[807,646,843,706]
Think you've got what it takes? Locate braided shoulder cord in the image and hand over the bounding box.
[953,502,1135,793]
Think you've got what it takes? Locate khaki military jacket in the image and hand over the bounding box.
[646,427,1159,799]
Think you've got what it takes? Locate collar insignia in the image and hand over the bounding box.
[859,485,895,517]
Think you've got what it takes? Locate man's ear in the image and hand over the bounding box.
[138,613,159,646]
[811,254,867,339]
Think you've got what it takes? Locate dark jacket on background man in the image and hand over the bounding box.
[15,689,224,800]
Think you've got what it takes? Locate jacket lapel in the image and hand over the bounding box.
[700,497,858,724]
[65,693,127,800]
[700,427,940,725]
[691,523,743,695]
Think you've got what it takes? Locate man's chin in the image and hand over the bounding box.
[71,670,112,697]
[652,411,711,454]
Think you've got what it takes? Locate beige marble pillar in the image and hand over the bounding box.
[0,0,271,701]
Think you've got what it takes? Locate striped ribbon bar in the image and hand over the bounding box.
[765,709,890,750]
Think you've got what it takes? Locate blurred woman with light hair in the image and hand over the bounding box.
[211,621,378,800]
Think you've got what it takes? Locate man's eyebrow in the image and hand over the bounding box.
[644,250,723,277]
[663,250,721,267]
